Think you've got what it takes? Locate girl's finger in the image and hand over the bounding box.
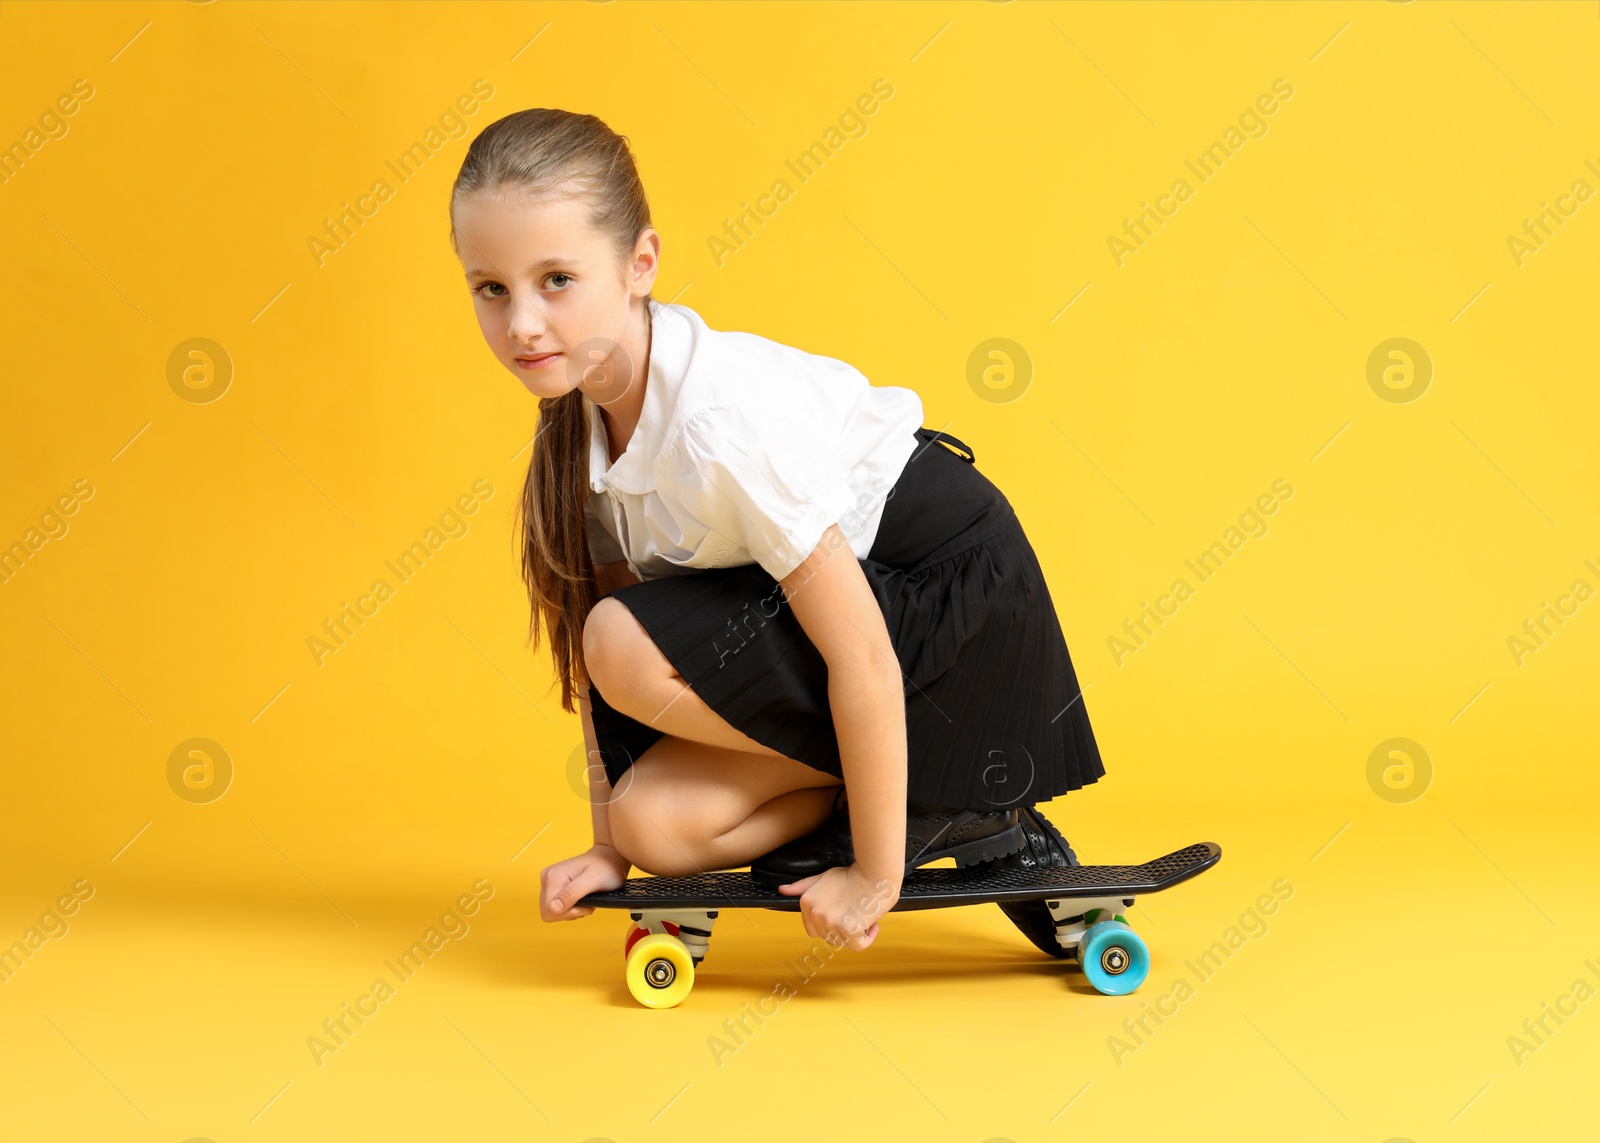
[554,861,611,915]
[776,874,821,895]
[547,867,582,913]
[550,889,585,914]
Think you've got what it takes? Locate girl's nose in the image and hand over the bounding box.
[506,290,548,345]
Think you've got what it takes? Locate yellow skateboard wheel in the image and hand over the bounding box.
[625,932,695,1008]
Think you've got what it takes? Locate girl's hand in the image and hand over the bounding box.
[777,864,901,950]
[539,844,630,921]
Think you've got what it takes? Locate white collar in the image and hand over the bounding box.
[586,297,683,495]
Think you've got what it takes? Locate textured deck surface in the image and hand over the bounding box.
[579,842,1221,912]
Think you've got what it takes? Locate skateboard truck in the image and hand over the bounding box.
[625,908,718,963]
[1043,896,1149,992]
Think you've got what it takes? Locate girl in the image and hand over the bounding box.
[449,109,1104,955]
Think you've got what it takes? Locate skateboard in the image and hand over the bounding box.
[578,841,1221,1007]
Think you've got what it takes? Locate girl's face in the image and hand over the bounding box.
[453,189,657,400]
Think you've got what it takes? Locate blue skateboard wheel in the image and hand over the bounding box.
[1079,919,1149,995]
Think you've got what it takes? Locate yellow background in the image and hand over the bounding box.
[2,0,1597,1138]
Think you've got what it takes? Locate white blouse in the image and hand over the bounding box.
[582,298,924,583]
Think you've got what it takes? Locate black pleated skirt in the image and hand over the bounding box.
[586,427,1106,810]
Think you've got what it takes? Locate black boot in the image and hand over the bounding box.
[993,805,1081,958]
[749,790,1026,890]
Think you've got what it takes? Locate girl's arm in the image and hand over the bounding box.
[581,563,637,863]
[538,562,653,921]
[776,523,907,946]
[577,682,623,853]
[540,681,631,920]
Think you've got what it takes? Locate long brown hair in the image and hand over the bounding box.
[448,109,654,713]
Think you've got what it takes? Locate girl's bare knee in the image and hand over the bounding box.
[606,773,696,876]
[608,803,697,877]
[582,597,656,712]
[580,598,624,697]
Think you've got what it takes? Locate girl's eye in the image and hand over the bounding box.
[546,272,573,290]
[473,282,506,299]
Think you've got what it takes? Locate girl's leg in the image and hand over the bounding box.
[583,596,789,757]
[605,735,842,876]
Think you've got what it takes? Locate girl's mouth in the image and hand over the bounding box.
[515,352,561,370]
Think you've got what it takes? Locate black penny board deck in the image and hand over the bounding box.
[579,841,1220,913]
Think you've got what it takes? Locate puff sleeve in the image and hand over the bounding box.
[665,404,859,582]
